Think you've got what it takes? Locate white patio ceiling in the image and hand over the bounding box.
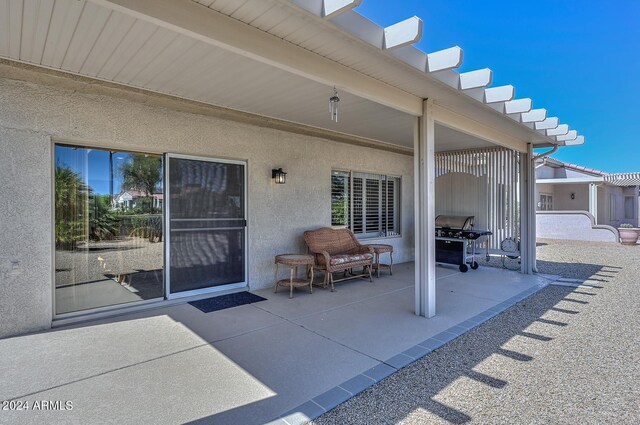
[0,0,584,152]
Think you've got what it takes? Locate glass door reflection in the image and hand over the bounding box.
[54,145,164,314]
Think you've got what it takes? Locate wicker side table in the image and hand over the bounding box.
[365,244,394,278]
[274,254,314,299]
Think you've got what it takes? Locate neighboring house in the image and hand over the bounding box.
[535,157,640,241]
[112,190,163,210]
[0,0,584,338]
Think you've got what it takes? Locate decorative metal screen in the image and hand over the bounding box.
[435,147,520,251]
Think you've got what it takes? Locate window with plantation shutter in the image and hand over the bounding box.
[330,170,400,238]
[352,176,363,234]
[331,171,350,227]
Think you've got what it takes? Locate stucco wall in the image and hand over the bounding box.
[0,76,414,338]
[535,164,556,180]
[0,127,53,337]
[552,184,589,211]
[536,211,618,242]
[601,185,638,228]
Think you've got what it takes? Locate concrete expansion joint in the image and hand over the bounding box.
[6,342,210,402]
[248,303,384,363]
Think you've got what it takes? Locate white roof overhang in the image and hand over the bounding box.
[0,0,585,153]
[605,174,640,186]
[537,178,604,184]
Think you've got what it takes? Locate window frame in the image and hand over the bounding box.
[624,195,635,220]
[538,193,553,211]
[52,141,167,319]
[609,194,616,220]
[331,169,401,239]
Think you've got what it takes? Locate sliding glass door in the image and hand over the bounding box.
[167,155,247,297]
[54,145,164,315]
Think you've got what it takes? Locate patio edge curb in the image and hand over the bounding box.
[275,282,549,425]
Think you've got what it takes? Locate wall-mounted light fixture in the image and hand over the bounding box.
[272,168,287,184]
[570,193,575,200]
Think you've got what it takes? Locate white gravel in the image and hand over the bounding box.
[312,239,640,424]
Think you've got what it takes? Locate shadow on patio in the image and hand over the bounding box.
[0,261,610,425]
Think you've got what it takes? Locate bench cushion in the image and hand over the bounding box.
[329,253,374,266]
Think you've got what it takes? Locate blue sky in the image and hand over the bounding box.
[357,1,639,172]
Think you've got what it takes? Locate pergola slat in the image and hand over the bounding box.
[535,117,559,130]
[546,124,569,136]
[556,130,578,142]
[383,16,423,50]
[484,85,515,103]
[521,108,547,123]
[563,135,585,146]
[322,0,362,18]
[490,98,532,114]
[426,46,463,72]
[459,68,492,90]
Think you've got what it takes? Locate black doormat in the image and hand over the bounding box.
[188,292,267,313]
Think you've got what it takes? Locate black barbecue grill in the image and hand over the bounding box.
[435,215,492,272]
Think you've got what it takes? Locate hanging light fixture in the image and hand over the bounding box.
[329,87,340,123]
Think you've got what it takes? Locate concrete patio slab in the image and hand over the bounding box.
[74,301,287,343]
[292,283,501,361]
[209,322,379,422]
[1,342,276,425]
[0,314,205,401]
[0,263,550,425]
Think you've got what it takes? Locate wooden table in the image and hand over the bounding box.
[274,254,314,299]
[365,244,394,278]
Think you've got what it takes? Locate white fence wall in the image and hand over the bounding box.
[435,147,520,250]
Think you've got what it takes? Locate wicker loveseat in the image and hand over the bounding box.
[303,227,374,291]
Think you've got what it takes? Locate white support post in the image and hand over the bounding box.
[528,144,537,274]
[589,183,598,222]
[519,151,528,274]
[637,186,640,228]
[519,144,536,274]
[414,99,436,317]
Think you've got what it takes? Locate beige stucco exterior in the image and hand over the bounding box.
[0,72,415,338]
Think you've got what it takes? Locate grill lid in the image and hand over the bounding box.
[435,215,474,230]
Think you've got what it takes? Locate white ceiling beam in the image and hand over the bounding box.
[484,85,515,103]
[383,16,423,50]
[546,124,569,136]
[521,108,547,123]
[464,84,514,104]
[89,0,423,116]
[426,46,463,72]
[459,68,492,90]
[330,10,384,47]
[504,98,532,114]
[564,135,585,146]
[431,68,492,90]
[535,117,559,130]
[323,0,362,18]
[389,46,427,71]
[432,104,527,152]
[556,130,578,142]
[490,98,532,114]
[390,45,463,76]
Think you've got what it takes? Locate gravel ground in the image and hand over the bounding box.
[313,239,640,424]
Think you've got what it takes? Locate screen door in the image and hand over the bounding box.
[167,155,247,297]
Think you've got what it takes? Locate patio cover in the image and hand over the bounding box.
[0,0,586,318]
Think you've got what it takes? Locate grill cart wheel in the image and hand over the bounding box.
[459,264,468,273]
[470,261,479,270]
